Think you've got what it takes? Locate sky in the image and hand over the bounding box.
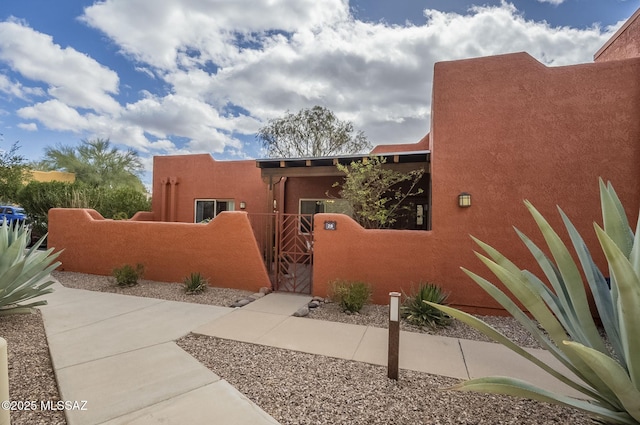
[0,0,638,186]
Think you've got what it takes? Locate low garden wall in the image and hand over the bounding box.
[48,209,270,292]
[312,213,440,306]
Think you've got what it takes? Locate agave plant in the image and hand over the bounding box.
[183,272,208,294]
[401,282,451,329]
[0,219,61,315]
[427,180,640,424]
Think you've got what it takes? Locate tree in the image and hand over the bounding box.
[0,142,31,203]
[335,156,424,229]
[42,138,145,191]
[257,105,371,158]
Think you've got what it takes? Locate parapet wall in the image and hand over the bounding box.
[48,209,270,292]
[594,8,640,62]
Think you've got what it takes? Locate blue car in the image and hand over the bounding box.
[0,205,28,226]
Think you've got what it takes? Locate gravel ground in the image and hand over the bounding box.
[307,302,543,349]
[23,271,592,424]
[52,270,254,307]
[177,335,591,425]
[0,311,66,425]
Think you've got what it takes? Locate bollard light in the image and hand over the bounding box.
[389,292,401,321]
[388,292,401,380]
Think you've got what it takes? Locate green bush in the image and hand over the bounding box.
[17,181,99,240]
[17,182,151,236]
[183,272,208,294]
[401,282,451,329]
[112,264,144,287]
[97,186,150,219]
[111,212,129,220]
[330,280,372,313]
[0,222,60,315]
[427,179,640,424]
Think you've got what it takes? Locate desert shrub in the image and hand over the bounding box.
[330,280,372,313]
[183,272,208,294]
[112,264,144,287]
[401,282,451,328]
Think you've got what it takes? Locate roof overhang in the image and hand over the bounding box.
[256,151,430,178]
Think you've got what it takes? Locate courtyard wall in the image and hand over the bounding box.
[48,208,270,292]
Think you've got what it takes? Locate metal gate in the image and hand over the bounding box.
[248,213,313,294]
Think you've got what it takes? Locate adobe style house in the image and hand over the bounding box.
[49,8,640,313]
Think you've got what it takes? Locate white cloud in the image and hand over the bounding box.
[17,100,89,132]
[0,0,622,164]
[81,0,350,70]
[0,18,121,113]
[0,73,45,100]
[537,0,565,4]
[17,122,37,131]
[121,93,247,153]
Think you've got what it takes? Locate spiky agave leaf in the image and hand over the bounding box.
[450,376,637,425]
[434,179,640,424]
[0,221,60,314]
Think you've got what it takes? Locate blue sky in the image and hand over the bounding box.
[0,0,638,186]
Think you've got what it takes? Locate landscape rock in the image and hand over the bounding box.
[308,300,321,309]
[293,305,309,317]
[231,298,252,308]
[259,286,272,295]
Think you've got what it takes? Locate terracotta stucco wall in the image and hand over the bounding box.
[152,154,268,222]
[313,52,640,312]
[313,214,437,306]
[431,52,639,309]
[594,8,640,62]
[49,208,270,292]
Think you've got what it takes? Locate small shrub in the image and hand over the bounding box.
[330,280,372,313]
[401,282,451,329]
[112,263,144,287]
[183,272,208,294]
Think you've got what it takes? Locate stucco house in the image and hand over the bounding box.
[50,8,640,312]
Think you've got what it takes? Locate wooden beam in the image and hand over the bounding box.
[260,166,346,178]
[259,162,429,179]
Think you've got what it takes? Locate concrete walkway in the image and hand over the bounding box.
[39,282,278,425]
[38,281,581,425]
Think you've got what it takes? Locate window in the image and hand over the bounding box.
[194,199,234,223]
[299,199,351,233]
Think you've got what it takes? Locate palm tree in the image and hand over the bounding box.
[42,139,145,191]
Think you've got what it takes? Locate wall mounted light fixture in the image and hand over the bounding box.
[239,201,246,210]
[458,192,471,208]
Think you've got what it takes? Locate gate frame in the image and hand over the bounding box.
[248,212,314,294]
